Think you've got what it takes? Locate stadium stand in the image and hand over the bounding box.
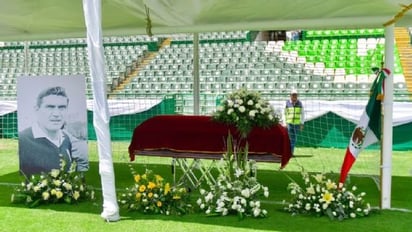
[0,29,412,151]
[0,29,410,113]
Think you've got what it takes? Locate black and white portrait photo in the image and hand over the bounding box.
[17,75,89,178]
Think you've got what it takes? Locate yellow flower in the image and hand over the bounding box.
[73,191,80,200]
[41,179,48,186]
[42,192,50,200]
[134,174,141,183]
[322,191,334,204]
[33,186,41,192]
[148,192,153,198]
[156,201,162,207]
[139,185,146,192]
[148,182,156,190]
[55,190,64,199]
[135,192,142,200]
[50,169,60,178]
[155,175,163,184]
[141,174,147,180]
[63,183,72,190]
[53,179,62,186]
[164,183,171,195]
[173,195,181,200]
[51,189,57,195]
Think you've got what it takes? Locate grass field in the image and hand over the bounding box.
[0,139,411,232]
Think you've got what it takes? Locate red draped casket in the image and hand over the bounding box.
[128,115,292,168]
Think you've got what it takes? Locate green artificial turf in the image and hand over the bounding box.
[0,139,411,232]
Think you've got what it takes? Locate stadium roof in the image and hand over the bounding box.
[0,0,412,41]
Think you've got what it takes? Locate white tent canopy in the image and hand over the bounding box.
[1,0,412,41]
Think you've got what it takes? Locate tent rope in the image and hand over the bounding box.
[145,5,153,37]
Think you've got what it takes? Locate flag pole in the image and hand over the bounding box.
[381,24,394,209]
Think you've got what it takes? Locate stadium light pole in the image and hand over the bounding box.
[381,24,394,209]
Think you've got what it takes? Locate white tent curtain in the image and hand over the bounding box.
[82,0,119,221]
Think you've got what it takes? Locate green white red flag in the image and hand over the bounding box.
[339,68,390,185]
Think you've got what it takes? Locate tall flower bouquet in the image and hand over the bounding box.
[196,132,269,219]
[11,160,95,208]
[213,88,279,138]
[118,166,192,215]
[283,170,372,220]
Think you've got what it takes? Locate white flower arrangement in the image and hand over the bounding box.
[196,132,269,219]
[283,170,372,220]
[213,88,279,137]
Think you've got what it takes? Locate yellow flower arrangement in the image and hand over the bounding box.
[11,160,95,208]
[118,166,192,215]
[283,169,372,220]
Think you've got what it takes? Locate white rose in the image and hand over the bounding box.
[238,106,246,113]
[196,198,202,205]
[247,100,254,105]
[264,190,269,198]
[222,208,228,216]
[249,110,256,118]
[249,201,255,207]
[253,208,261,217]
[255,201,260,207]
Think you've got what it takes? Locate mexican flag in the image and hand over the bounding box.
[339,68,390,185]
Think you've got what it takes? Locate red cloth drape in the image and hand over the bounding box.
[128,115,292,168]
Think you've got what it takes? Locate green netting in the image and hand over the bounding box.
[2,101,412,150]
[296,112,412,151]
[0,111,18,138]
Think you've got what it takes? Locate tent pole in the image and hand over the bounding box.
[82,0,119,221]
[381,24,394,209]
[193,33,200,115]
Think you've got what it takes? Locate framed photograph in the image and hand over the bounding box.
[17,75,89,178]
